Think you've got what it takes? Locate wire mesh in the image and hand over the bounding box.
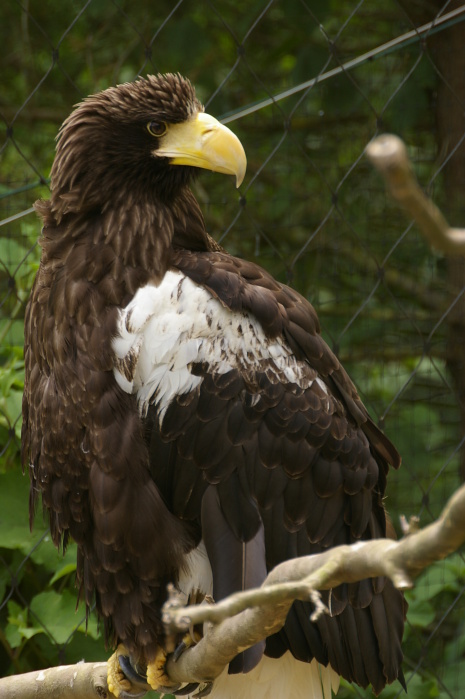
[1,1,465,696]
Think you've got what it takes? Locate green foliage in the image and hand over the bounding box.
[0,469,105,675]
[0,346,24,469]
[339,554,465,698]
[0,205,41,470]
[339,674,440,699]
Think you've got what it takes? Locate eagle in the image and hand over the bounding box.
[22,73,405,699]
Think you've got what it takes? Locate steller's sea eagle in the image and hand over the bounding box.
[22,73,406,699]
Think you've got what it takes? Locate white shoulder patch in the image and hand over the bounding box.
[113,271,204,415]
[112,270,316,421]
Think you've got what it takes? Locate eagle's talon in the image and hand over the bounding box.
[108,644,148,698]
[157,684,182,693]
[173,682,202,695]
[173,631,202,663]
[192,681,213,698]
[118,654,150,689]
[146,646,180,692]
[172,639,189,663]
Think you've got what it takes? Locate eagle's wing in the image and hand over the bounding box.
[112,246,405,692]
[21,247,200,661]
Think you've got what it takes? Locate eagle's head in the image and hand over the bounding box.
[50,73,246,216]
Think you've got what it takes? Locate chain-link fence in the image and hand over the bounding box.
[2,1,465,696]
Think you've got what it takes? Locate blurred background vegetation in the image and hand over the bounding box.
[1,1,465,697]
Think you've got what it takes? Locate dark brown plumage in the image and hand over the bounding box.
[22,73,405,698]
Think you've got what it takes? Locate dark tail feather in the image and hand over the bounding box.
[201,485,266,673]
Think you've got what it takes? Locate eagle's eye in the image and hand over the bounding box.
[147,121,167,137]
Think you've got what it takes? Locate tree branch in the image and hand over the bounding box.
[2,482,465,696]
[366,134,465,254]
[0,662,111,699]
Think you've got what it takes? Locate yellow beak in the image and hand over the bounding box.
[154,112,246,187]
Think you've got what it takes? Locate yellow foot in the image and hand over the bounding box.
[146,646,179,692]
[146,638,209,696]
[186,629,202,646]
[172,631,202,662]
[107,644,133,697]
[107,644,149,697]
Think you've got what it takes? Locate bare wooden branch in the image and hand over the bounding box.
[0,662,112,699]
[366,134,465,254]
[2,482,465,696]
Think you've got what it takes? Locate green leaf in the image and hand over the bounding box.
[4,622,23,649]
[0,469,48,552]
[403,674,440,699]
[29,535,76,573]
[5,600,35,648]
[444,622,465,663]
[0,237,31,275]
[0,388,23,437]
[54,631,106,664]
[20,626,45,640]
[413,557,464,600]
[440,662,465,698]
[405,596,436,628]
[49,560,77,586]
[0,565,12,603]
[441,552,465,581]
[29,589,90,645]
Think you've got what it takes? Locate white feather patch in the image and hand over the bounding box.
[112,270,317,420]
[177,541,213,601]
